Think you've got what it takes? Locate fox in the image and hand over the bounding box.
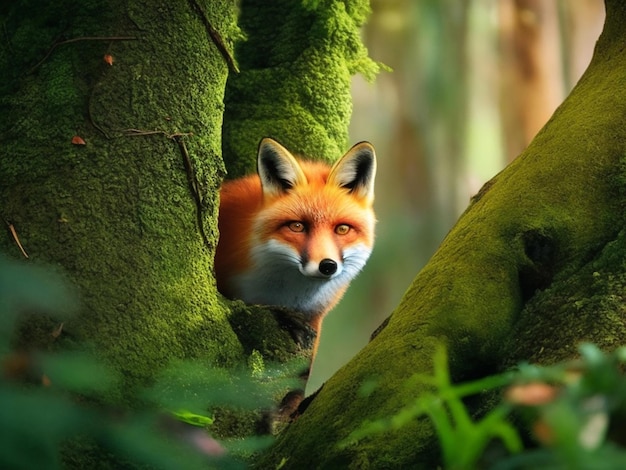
[215,137,377,349]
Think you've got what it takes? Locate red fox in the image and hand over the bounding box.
[215,137,376,344]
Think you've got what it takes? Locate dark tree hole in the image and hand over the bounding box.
[519,229,558,302]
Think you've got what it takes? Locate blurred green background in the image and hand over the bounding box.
[308,0,605,392]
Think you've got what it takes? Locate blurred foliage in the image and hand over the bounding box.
[341,343,626,469]
[144,358,302,416]
[0,256,300,469]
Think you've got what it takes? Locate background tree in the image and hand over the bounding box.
[259,0,626,467]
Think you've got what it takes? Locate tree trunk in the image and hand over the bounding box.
[498,0,565,162]
[258,0,626,467]
[0,0,374,466]
[1,0,240,398]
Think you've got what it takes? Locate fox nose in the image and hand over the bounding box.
[319,258,338,276]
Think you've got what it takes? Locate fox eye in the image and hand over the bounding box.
[335,224,351,235]
[288,221,305,232]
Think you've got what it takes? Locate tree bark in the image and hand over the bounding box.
[258,0,626,467]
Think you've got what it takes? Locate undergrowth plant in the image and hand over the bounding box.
[342,343,626,469]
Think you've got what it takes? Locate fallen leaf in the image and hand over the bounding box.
[51,323,64,339]
[71,135,86,145]
[103,54,114,66]
[7,223,29,258]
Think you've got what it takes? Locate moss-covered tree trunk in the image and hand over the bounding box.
[259,1,626,468]
[0,0,374,466]
[221,0,377,177]
[1,0,240,400]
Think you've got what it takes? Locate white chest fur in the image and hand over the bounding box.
[232,239,371,315]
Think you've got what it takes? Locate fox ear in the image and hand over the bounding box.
[328,141,377,203]
[257,138,307,197]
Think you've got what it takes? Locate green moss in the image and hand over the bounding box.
[248,349,265,376]
[212,407,263,440]
[221,0,380,178]
[228,303,315,366]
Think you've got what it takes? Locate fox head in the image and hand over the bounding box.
[241,137,377,315]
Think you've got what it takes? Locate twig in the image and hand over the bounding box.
[122,128,193,139]
[4,219,29,258]
[88,82,111,139]
[123,129,169,137]
[174,135,211,249]
[187,0,239,74]
[28,35,137,74]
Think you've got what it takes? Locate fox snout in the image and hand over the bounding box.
[300,257,340,278]
[319,258,337,276]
